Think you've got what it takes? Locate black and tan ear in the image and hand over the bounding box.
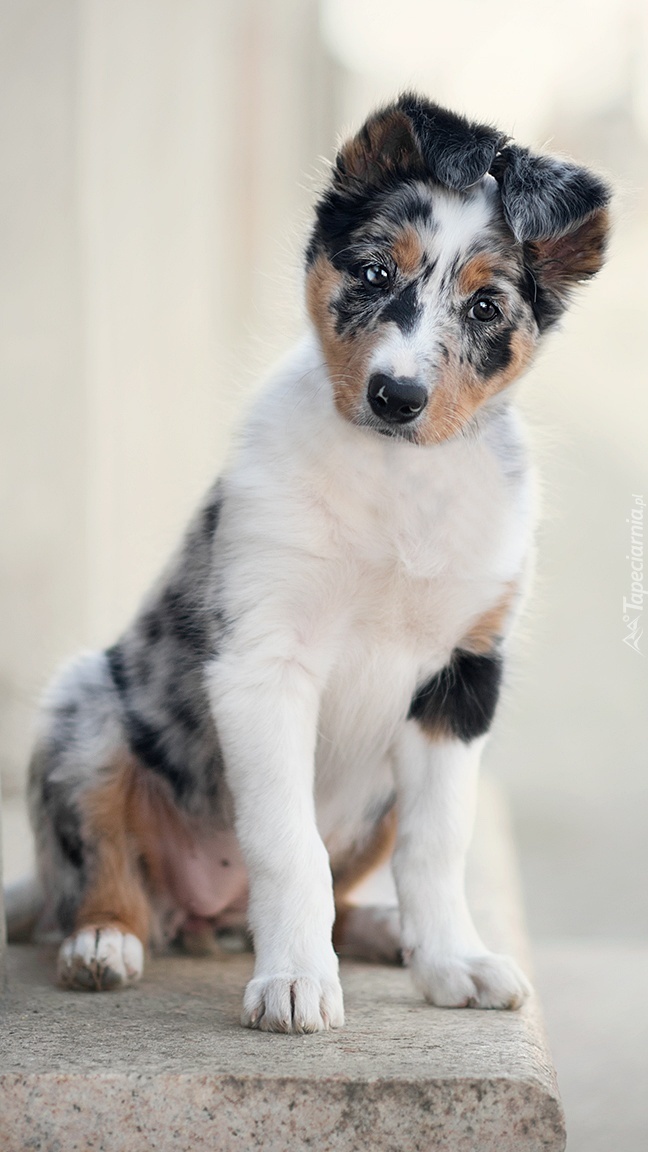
[491,144,612,330]
[312,95,506,261]
[335,93,505,193]
[335,106,421,187]
[396,94,506,191]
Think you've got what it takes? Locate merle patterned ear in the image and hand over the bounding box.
[490,144,612,329]
[490,144,611,242]
[335,94,507,193]
[335,105,422,187]
[396,94,507,191]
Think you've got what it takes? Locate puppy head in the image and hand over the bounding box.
[306,94,611,445]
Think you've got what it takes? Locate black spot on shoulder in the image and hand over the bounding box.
[409,650,502,742]
[381,280,421,333]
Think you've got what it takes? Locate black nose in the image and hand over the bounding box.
[367,373,428,425]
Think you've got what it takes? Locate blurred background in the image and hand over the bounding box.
[1,2,647,1147]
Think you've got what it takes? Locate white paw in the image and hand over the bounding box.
[57,926,144,991]
[411,949,531,1009]
[242,973,345,1033]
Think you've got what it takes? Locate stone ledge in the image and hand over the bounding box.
[0,781,566,1152]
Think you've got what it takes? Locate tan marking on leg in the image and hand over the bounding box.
[332,807,397,951]
[76,756,195,943]
[75,757,153,941]
[460,582,519,655]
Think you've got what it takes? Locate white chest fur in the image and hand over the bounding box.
[217,337,534,849]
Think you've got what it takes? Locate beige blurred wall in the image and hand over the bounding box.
[0,0,337,792]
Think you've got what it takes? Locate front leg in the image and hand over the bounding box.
[208,647,343,1033]
[392,650,531,1010]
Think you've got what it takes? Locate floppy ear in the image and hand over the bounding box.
[335,105,423,188]
[335,94,506,194]
[490,144,611,242]
[491,144,611,328]
[396,93,507,191]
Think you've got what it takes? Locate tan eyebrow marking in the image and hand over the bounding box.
[457,252,500,296]
[391,225,424,276]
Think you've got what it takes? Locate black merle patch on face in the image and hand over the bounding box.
[476,324,515,378]
[518,264,561,333]
[381,280,421,333]
[409,649,502,742]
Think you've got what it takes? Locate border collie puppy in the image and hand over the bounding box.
[26,95,610,1032]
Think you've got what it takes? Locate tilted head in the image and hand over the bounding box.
[306,94,611,445]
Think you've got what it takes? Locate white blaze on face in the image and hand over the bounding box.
[368,179,503,389]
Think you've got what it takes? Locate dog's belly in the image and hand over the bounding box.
[160,827,248,920]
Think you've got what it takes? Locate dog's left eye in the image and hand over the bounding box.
[468,298,501,322]
[362,263,391,289]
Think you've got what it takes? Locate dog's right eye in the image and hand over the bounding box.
[361,263,391,290]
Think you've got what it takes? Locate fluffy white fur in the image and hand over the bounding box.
[206,330,533,1030]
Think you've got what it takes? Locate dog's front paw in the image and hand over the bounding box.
[57,925,144,991]
[410,949,531,1010]
[242,973,345,1033]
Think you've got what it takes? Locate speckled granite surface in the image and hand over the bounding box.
[0,782,566,1151]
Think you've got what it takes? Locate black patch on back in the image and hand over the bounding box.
[381,281,421,333]
[409,650,502,742]
[161,586,209,654]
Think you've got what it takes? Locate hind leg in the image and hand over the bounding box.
[332,807,402,964]
[57,755,151,990]
[333,903,402,964]
[29,651,151,990]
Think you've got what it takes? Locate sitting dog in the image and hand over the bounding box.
[26,94,610,1032]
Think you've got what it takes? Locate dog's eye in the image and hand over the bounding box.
[362,263,391,289]
[468,298,501,322]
